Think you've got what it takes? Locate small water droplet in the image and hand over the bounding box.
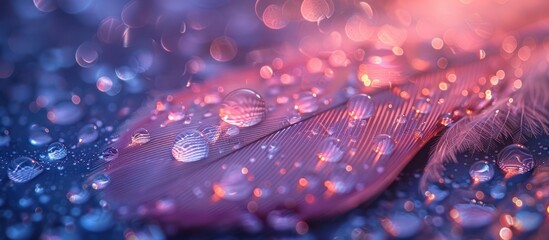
[396,115,407,124]
[286,114,302,124]
[469,161,494,183]
[294,91,319,114]
[198,125,221,143]
[78,124,98,144]
[100,147,119,161]
[347,94,374,120]
[172,130,209,162]
[439,112,454,127]
[219,88,267,127]
[372,134,395,155]
[47,142,67,160]
[89,173,111,190]
[213,166,252,201]
[131,128,151,144]
[316,137,344,162]
[413,99,431,114]
[226,125,240,136]
[67,187,90,204]
[8,157,44,183]
[490,182,506,199]
[325,166,355,194]
[497,144,535,177]
[29,125,52,146]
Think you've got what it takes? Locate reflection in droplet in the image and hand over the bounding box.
[131,128,151,144]
[469,161,494,183]
[8,157,44,183]
[100,147,119,161]
[316,137,344,162]
[198,125,221,143]
[497,144,535,177]
[347,94,374,120]
[372,134,395,155]
[210,36,238,62]
[219,89,267,127]
[294,91,319,114]
[47,142,67,160]
[172,130,209,162]
[213,166,252,201]
[29,125,52,146]
[78,124,98,144]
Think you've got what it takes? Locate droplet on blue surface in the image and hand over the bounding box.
[77,124,98,144]
[468,161,494,183]
[219,88,266,127]
[439,112,454,127]
[8,157,44,183]
[213,166,252,201]
[316,137,344,163]
[100,147,119,161]
[29,125,52,146]
[172,130,209,162]
[294,91,319,114]
[450,204,495,228]
[80,210,114,232]
[347,94,374,120]
[89,173,111,190]
[131,128,151,144]
[47,142,67,160]
[198,125,221,143]
[372,134,395,155]
[67,187,90,205]
[497,144,535,177]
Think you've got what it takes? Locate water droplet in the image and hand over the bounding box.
[294,91,319,114]
[497,144,535,177]
[381,213,421,238]
[89,173,111,190]
[286,114,302,124]
[226,125,240,136]
[29,125,52,146]
[451,204,495,228]
[413,99,431,114]
[78,124,98,144]
[213,166,252,201]
[219,89,267,127]
[131,128,151,144]
[198,125,221,143]
[316,137,344,162]
[347,94,374,120]
[100,147,119,161]
[514,210,543,232]
[48,102,83,125]
[47,142,67,160]
[8,157,44,183]
[439,112,454,127]
[396,115,407,124]
[67,187,90,204]
[325,166,355,194]
[469,161,494,183]
[372,134,395,155]
[490,182,506,199]
[172,130,209,162]
[80,210,114,232]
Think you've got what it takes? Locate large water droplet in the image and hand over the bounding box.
[469,161,494,183]
[47,142,67,160]
[8,157,44,183]
[450,204,495,228]
[213,166,252,201]
[497,144,535,177]
[29,125,52,146]
[316,137,344,162]
[78,124,98,144]
[347,94,374,120]
[198,125,221,143]
[172,130,209,162]
[372,134,395,155]
[131,128,151,144]
[294,91,319,114]
[100,147,119,161]
[219,89,267,127]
